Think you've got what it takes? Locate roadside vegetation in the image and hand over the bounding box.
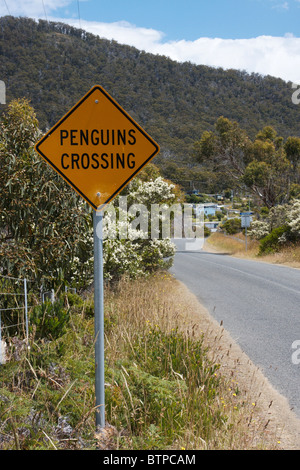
[0,273,281,450]
[208,231,300,268]
[207,199,300,268]
[206,232,259,258]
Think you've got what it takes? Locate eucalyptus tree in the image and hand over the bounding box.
[0,99,92,287]
[193,117,292,208]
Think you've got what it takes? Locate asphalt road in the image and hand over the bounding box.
[170,249,300,417]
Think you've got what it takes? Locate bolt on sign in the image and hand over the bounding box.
[35,85,160,210]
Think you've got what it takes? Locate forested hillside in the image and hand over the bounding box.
[1,16,300,185]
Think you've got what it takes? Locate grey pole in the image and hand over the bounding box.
[93,209,105,430]
[24,278,29,345]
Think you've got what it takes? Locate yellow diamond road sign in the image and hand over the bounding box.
[35,85,160,210]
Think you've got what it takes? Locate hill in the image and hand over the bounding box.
[1,16,300,182]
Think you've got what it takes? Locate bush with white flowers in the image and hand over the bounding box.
[249,203,289,240]
[103,177,177,281]
[286,199,300,235]
[71,176,179,283]
[248,220,271,240]
[249,199,300,253]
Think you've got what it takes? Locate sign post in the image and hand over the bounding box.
[35,85,160,430]
[93,209,105,429]
[240,212,252,252]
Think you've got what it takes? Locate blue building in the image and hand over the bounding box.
[196,203,218,217]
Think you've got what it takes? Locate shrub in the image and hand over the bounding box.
[248,220,270,240]
[30,299,70,340]
[220,218,241,235]
[66,292,84,309]
[204,225,211,237]
[258,225,289,255]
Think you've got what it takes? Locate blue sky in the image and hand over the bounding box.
[56,0,300,41]
[1,0,300,82]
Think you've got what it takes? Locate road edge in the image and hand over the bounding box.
[173,278,300,450]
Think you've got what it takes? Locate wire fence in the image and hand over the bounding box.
[0,273,77,364]
[0,274,34,364]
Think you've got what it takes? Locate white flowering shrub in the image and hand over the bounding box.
[248,220,271,240]
[249,199,300,254]
[286,199,300,234]
[71,177,178,284]
[267,204,289,231]
[103,177,177,281]
[249,203,290,240]
[128,176,176,206]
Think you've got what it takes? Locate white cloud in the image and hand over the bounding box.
[149,35,300,83]
[58,18,166,51]
[46,17,300,83]
[0,0,71,17]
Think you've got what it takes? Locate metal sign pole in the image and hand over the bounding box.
[24,278,29,345]
[93,209,105,430]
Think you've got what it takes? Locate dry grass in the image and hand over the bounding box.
[103,273,290,450]
[207,232,300,269]
[257,244,300,268]
[206,232,259,258]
